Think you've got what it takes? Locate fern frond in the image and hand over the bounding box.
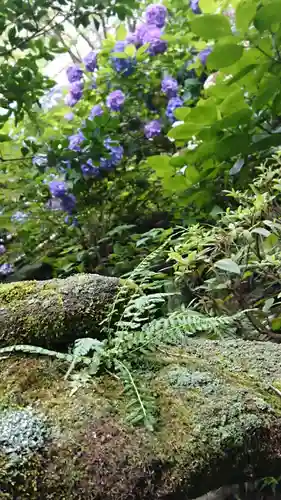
[115,361,156,431]
[65,338,105,379]
[0,344,74,362]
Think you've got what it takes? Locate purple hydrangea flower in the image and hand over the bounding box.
[68,131,85,151]
[101,138,124,169]
[81,159,100,177]
[144,120,162,139]
[61,193,76,214]
[89,104,104,119]
[198,47,212,66]
[126,31,138,45]
[0,244,6,255]
[145,4,167,28]
[91,77,97,89]
[32,154,47,167]
[106,90,125,112]
[166,96,184,122]
[143,27,168,55]
[190,0,201,14]
[0,263,14,276]
[112,41,136,76]
[65,93,79,107]
[70,81,83,99]
[135,23,151,46]
[84,51,98,72]
[161,76,178,97]
[11,211,28,223]
[64,112,74,121]
[49,180,67,198]
[66,65,83,83]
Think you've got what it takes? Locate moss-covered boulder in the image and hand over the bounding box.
[0,274,120,348]
[2,339,281,498]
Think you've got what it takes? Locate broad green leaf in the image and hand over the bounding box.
[227,64,258,85]
[0,134,11,142]
[116,24,127,40]
[191,14,232,39]
[174,107,190,120]
[214,258,241,274]
[207,43,243,69]
[212,108,252,131]
[199,0,217,13]
[236,0,256,33]
[111,52,128,59]
[216,133,250,159]
[125,44,136,57]
[272,317,281,331]
[168,123,201,141]
[254,1,281,32]
[249,134,281,153]
[263,298,274,313]
[220,89,248,115]
[251,227,271,238]
[185,165,200,186]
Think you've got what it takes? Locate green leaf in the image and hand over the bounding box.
[251,227,271,237]
[116,24,127,40]
[249,134,281,153]
[111,52,128,59]
[207,43,243,69]
[236,0,257,33]
[191,14,232,39]
[174,107,190,120]
[214,258,241,274]
[272,317,281,331]
[227,64,258,85]
[254,1,281,32]
[125,44,136,57]
[0,134,11,142]
[199,0,217,13]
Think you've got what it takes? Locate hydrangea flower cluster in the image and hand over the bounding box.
[111,41,136,76]
[166,96,184,123]
[106,90,125,112]
[161,76,178,97]
[126,3,168,56]
[190,0,201,14]
[48,180,76,215]
[81,159,100,178]
[68,131,85,152]
[0,263,13,276]
[89,104,103,119]
[0,244,6,255]
[145,4,167,27]
[198,47,212,66]
[66,66,83,83]
[100,138,124,170]
[83,51,97,72]
[144,120,162,139]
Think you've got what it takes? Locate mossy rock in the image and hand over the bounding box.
[0,274,121,349]
[2,340,281,498]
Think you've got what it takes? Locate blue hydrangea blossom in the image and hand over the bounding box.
[166,96,184,122]
[145,4,167,27]
[190,0,201,14]
[0,263,14,276]
[84,51,97,72]
[106,90,125,112]
[11,211,28,223]
[0,244,6,255]
[48,180,67,198]
[161,76,178,97]
[66,66,83,83]
[81,159,100,177]
[111,41,136,76]
[89,104,103,119]
[144,120,162,139]
[64,112,74,121]
[142,27,167,55]
[198,47,212,66]
[68,131,85,151]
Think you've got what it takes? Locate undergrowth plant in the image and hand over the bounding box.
[0,241,249,430]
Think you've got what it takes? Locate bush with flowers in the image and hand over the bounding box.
[2,0,281,281]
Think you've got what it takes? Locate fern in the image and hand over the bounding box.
[64,338,105,379]
[0,344,74,362]
[115,360,156,431]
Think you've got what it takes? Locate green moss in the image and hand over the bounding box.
[1,340,281,498]
[0,281,37,305]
